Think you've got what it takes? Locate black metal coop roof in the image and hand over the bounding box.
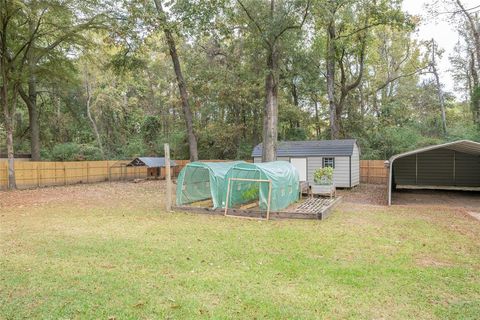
[127,157,177,168]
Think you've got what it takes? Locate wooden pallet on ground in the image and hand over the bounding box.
[295,198,331,213]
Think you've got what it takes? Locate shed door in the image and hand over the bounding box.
[290,158,307,181]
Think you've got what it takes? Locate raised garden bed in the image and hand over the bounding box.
[173,196,342,220]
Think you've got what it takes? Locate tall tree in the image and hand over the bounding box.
[315,0,410,139]
[429,39,448,136]
[0,0,27,189]
[153,0,198,161]
[82,63,105,157]
[446,0,480,125]
[237,0,310,161]
[15,0,105,160]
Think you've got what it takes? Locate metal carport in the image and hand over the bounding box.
[387,140,480,205]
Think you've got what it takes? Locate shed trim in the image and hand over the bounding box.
[349,156,352,188]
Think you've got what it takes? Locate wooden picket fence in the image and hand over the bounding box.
[0,160,147,190]
[0,159,235,190]
[360,160,388,184]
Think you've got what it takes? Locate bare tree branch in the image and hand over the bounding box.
[274,0,311,42]
[236,0,270,47]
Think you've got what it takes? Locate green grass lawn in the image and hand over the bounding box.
[1,182,480,319]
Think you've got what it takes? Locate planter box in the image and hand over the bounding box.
[311,184,336,198]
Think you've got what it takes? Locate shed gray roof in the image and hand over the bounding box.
[127,157,177,168]
[251,139,358,157]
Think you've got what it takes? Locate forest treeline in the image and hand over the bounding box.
[1,0,480,184]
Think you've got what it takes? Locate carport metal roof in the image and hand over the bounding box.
[387,140,480,205]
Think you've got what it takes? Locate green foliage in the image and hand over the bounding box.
[3,0,478,163]
[49,143,103,161]
[241,185,259,203]
[360,125,443,160]
[142,116,162,142]
[236,141,255,160]
[50,143,81,161]
[471,86,480,118]
[197,123,246,160]
[121,138,147,158]
[313,167,334,185]
[283,127,307,141]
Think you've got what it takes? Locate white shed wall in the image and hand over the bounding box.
[333,157,351,187]
[254,153,356,188]
[307,156,351,188]
[307,157,322,185]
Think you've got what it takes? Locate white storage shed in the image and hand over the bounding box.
[252,139,360,188]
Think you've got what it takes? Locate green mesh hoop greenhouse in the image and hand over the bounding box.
[176,161,300,212]
[223,161,299,211]
[176,161,245,209]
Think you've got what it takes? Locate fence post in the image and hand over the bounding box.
[36,162,40,188]
[5,162,7,190]
[367,160,370,184]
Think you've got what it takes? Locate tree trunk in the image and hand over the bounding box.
[456,0,480,71]
[291,82,300,128]
[28,19,40,160]
[19,74,41,161]
[262,48,278,162]
[431,40,447,136]
[326,21,339,139]
[291,81,299,107]
[432,64,447,136]
[83,66,105,157]
[5,115,16,189]
[153,0,198,161]
[28,97,41,160]
[1,69,17,189]
[313,97,321,138]
[470,53,480,125]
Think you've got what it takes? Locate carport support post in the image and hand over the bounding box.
[164,143,172,211]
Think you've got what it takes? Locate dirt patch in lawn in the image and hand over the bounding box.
[392,189,480,210]
[415,256,454,268]
[337,183,387,206]
[468,211,480,221]
[339,184,480,219]
[0,180,169,211]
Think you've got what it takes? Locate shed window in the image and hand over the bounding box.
[322,157,335,168]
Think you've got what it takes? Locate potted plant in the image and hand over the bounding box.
[314,167,334,185]
[311,167,335,197]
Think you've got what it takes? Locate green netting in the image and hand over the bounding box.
[224,161,300,211]
[176,161,245,208]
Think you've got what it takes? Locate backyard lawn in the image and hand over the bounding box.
[1,181,480,319]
